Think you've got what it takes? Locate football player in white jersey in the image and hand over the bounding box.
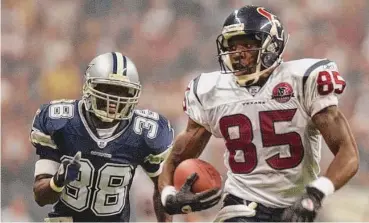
[159,5,359,222]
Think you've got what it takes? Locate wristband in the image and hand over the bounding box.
[161,186,177,206]
[50,177,65,193]
[309,176,335,197]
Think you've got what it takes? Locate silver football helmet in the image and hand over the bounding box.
[82,52,141,122]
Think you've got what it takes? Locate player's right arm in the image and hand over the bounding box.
[158,117,211,191]
[33,174,61,206]
[31,104,81,206]
[158,77,221,215]
[159,118,221,215]
[33,152,81,206]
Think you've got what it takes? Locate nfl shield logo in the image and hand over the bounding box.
[97,141,107,148]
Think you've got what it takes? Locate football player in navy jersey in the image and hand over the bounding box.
[31,52,174,222]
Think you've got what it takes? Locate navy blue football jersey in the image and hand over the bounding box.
[30,99,174,222]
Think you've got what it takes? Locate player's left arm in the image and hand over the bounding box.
[151,176,172,222]
[312,105,359,190]
[283,60,359,222]
[283,106,359,222]
[305,62,359,191]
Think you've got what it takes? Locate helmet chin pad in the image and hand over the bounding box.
[235,62,279,86]
[93,112,115,122]
[92,110,119,123]
[235,72,260,86]
[90,94,135,121]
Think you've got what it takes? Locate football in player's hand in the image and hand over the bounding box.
[174,159,222,193]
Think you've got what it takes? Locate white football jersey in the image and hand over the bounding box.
[183,59,346,208]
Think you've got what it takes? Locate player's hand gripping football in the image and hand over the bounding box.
[281,186,324,222]
[52,152,82,188]
[162,173,222,215]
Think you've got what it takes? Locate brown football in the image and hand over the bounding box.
[173,159,222,193]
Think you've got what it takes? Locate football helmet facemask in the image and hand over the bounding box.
[216,5,289,86]
[82,52,141,122]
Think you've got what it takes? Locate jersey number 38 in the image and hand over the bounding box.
[60,155,133,216]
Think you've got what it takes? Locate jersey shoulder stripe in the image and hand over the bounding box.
[302,59,332,96]
[192,75,202,105]
[279,58,336,97]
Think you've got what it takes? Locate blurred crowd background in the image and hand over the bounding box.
[2,0,369,221]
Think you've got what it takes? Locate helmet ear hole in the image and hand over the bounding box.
[261,52,279,68]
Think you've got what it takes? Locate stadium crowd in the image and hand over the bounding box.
[2,0,368,221]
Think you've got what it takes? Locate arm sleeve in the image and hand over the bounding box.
[141,115,174,177]
[183,76,211,131]
[302,60,346,117]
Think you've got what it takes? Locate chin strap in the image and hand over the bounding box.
[235,72,261,86]
[93,110,116,122]
[235,61,279,86]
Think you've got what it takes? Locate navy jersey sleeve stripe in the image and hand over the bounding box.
[192,75,202,105]
[302,59,331,96]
